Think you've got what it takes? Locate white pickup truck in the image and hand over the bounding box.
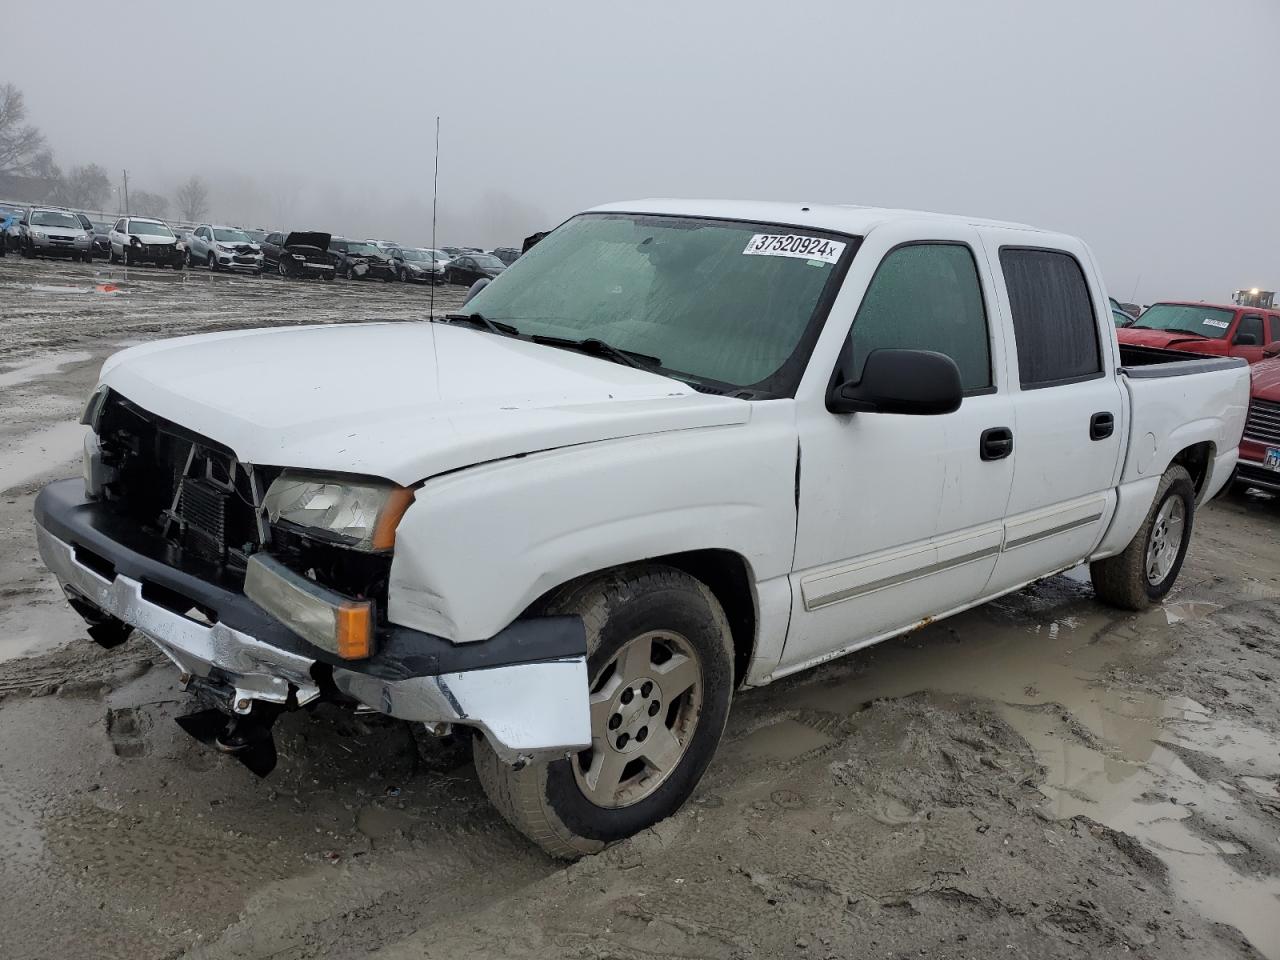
[35,200,1248,858]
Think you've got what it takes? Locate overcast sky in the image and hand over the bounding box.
[9,0,1278,303]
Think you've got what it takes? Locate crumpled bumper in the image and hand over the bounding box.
[34,479,591,764]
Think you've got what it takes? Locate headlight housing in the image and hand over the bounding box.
[263,471,413,551]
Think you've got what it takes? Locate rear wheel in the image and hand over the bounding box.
[1090,464,1195,610]
[474,565,735,859]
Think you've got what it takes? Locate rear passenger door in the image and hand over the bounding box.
[982,239,1124,594]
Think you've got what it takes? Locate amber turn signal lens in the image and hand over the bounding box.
[371,487,415,551]
[335,601,373,660]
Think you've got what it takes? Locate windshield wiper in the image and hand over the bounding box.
[530,335,661,370]
[442,312,521,336]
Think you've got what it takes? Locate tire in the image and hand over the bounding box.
[474,564,735,859]
[207,252,217,272]
[278,260,288,278]
[109,246,118,264]
[1090,464,1195,611]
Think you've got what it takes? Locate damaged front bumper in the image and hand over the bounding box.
[34,478,591,765]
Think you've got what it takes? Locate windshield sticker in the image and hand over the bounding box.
[743,234,845,264]
[1203,318,1230,329]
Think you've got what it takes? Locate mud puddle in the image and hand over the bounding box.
[0,350,94,389]
[784,579,1280,958]
[0,420,85,493]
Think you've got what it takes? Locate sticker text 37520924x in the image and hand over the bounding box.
[742,234,846,264]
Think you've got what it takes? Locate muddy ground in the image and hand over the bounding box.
[1,255,1278,960]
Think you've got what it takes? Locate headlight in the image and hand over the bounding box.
[32,230,46,239]
[130,236,141,245]
[264,471,414,551]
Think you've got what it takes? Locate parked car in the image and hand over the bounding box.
[107,217,184,269]
[489,247,521,266]
[444,252,506,286]
[186,224,264,273]
[1117,301,1280,364]
[265,231,336,280]
[31,200,1247,859]
[329,237,395,280]
[89,220,113,257]
[0,205,23,256]
[1109,296,1136,328]
[387,246,445,284]
[1232,358,1280,494]
[19,207,94,261]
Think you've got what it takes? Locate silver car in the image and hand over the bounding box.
[20,207,94,262]
[186,224,264,273]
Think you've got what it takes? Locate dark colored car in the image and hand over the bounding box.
[387,247,445,284]
[243,228,268,244]
[265,231,336,280]
[89,220,113,256]
[329,237,395,281]
[444,252,507,286]
[489,247,520,266]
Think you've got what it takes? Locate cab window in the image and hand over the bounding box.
[844,242,992,393]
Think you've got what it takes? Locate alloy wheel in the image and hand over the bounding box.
[573,629,703,809]
[1145,495,1185,585]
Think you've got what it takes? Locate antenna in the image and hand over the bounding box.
[429,116,440,321]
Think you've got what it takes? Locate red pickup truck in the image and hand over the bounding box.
[1118,301,1280,365]
[1236,358,1280,492]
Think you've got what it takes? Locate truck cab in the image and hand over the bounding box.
[33,200,1249,858]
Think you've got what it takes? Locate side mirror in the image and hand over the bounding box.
[1235,333,1260,346]
[1263,341,1280,359]
[464,277,491,304]
[827,348,963,416]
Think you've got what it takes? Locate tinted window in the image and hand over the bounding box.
[1236,315,1264,345]
[847,243,991,392]
[1000,248,1101,387]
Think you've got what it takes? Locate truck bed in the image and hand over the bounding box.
[1116,344,1249,489]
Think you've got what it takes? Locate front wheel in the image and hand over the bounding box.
[1090,464,1195,610]
[474,564,735,859]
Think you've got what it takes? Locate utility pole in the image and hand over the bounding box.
[122,169,129,215]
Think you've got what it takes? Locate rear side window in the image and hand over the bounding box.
[1000,248,1101,388]
[846,243,991,392]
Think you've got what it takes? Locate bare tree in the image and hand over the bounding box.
[175,176,210,221]
[0,83,48,176]
[130,190,170,219]
[53,163,111,210]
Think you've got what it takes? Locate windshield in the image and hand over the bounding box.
[1134,303,1235,339]
[245,229,266,242]
[344,242,379,256]
[399,249,428,261]
[31,211,81,228]
[129,220,174,238]
[471,254,505,269]
[213,228,251,242]
[465,212,854,393]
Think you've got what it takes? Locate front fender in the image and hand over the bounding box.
[387,410,797,643]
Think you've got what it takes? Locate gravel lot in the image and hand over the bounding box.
[1,254,1278,960]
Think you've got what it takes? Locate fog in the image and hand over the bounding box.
[8,0,1278,302]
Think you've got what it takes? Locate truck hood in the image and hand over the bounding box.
[1250,357,1280,402]
[97,323,751,484]
[1116,327,1216,352]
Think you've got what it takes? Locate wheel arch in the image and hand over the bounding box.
[1168,440,1214,500]
[523,549,759,689]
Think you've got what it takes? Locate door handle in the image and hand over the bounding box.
[1090,412,1115,441]
[980,427,1014,461]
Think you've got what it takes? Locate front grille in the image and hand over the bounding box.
[96,392,270,579]
[1244,399,1280,445]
